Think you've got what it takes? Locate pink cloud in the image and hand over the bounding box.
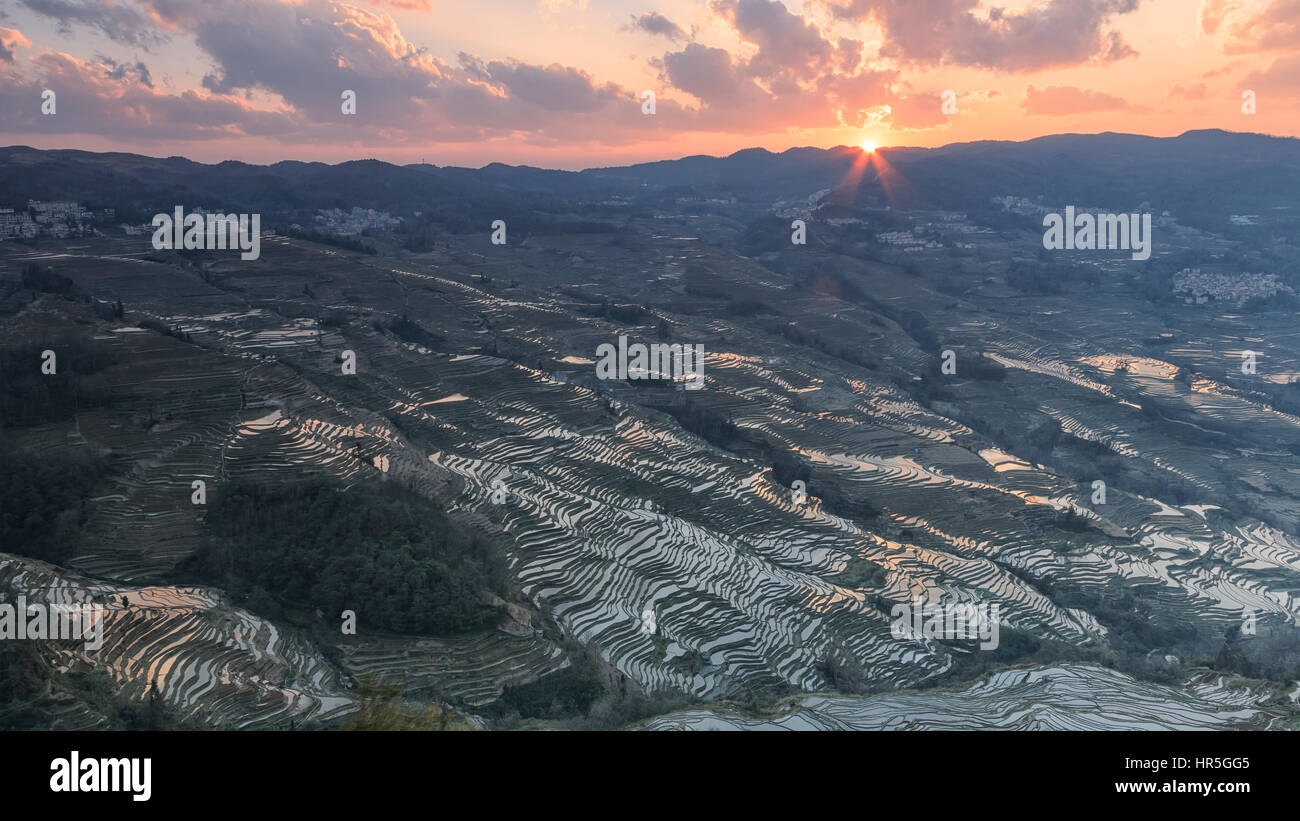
[1200,0,1243,35]
[888,92,949,130]
[823,0,1142,72]
[0,27,33,63]
[1222,0,1300,54]
[1168,82,1207,99]
[1241,53,1300,99]
[1021,84,1138,115]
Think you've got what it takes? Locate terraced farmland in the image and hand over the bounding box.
[640,664,1298,730]
[0,554,356,729]
[4,192,1300,731]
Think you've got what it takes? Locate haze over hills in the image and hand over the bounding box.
[3,129,1300,730]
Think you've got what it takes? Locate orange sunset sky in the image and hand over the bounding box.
[0,0,1297,169]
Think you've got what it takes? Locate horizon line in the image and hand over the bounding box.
[1,128,1292,175]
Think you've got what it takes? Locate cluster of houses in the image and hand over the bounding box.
[992,195,1047,216]
[0,200,115,240]
[875,230,944,252]
[774,188,833,221]
[312,207,402,236]
[1173,267,1294,306]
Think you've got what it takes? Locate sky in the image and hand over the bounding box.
[0,0,1297,169]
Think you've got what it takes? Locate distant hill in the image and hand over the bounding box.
[2,129,1297,232]
[586,130,1300,226]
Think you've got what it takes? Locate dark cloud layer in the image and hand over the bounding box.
[626,11,687,41]
[18,0,164,49]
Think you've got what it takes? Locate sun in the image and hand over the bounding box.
[861,140,877,153]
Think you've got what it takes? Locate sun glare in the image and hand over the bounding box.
[861,140,877,153]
